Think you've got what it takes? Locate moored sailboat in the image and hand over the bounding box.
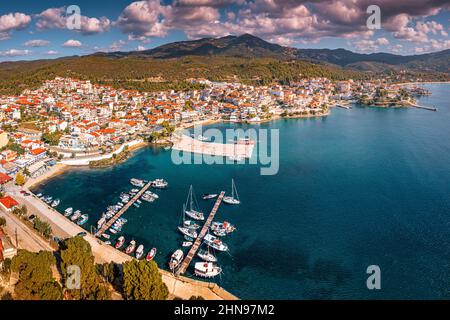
[223,179,240,205]
[184,186,204,221]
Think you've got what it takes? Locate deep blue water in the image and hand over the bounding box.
[33,84,450,299]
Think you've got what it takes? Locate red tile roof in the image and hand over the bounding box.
[0,173,12,185]
[0,196,19,209]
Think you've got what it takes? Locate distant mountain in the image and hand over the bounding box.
[1,34,449,95]
[100,34,450,73]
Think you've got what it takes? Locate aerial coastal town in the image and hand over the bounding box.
[0,76,429,300]
[0,77,426,175]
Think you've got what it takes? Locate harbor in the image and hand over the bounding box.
[29,85,450,299]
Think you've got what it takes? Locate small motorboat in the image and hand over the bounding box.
[135,244,144,259]
[146,248,157,261]
[182,241,193,247]
[77,214,89,226]
[202,193,218,200]
[51,199,60,207]
[125,240,137,254]
[64,207,73,217]
[115,236,125,249]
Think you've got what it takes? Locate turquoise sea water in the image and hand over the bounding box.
[33,84,450,299]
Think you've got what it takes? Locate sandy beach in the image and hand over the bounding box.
[25,163,69,190]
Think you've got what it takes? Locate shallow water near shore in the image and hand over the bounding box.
[33,84,450,299]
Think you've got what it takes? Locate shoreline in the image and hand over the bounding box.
[25,163,70,190]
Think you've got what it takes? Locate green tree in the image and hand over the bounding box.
[60,236,111,300]
[123,259,168,300]
[11,249,62,300]
[0,216,6,227]
[33,217,52,238]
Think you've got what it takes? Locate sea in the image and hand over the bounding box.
[33,84,450,299]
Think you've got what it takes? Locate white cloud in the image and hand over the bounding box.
[63,39,82,47]
[0,49,31,57]
[24,39,50,47]
[47,50,59,55]
[0,12,31,40]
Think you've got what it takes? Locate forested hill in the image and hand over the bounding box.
[1,34,449,95]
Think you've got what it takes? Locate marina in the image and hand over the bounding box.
[176,191,225,276]
[95,180,153,237]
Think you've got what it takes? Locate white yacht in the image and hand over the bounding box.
[203,234,228,252]
[152,179,168,189]
[130,178,145,187]
[194,262,222,278]
[169,249,184,271]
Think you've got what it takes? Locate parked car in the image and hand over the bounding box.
[77,232,87,237]
[28,214,36,221]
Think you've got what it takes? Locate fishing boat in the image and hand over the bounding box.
[70,210,82,221]
[202,193,218,200]
[77,214,89,226]
[115,236,125,249]
[203,234,228,252]
[184,186,204,221]
[169,249,184,271]
[178,226,198,239]
[183,220,201,230]
[135,244,144,259]
[64,207,73,217]
[223,179,240,205]
[130,178,145,187]
[51,199,60,207]
[197,249,217,263]
[146,248,157,261]
[211,221,236,236]
[194,262,222,278]
[182,241,193,247]
[125,240,137,254]
[152,179,168,189]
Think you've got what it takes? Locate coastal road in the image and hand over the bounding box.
[0,210,53,252]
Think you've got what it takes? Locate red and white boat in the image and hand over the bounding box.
[194,262,222,278]
[146,248,157,261]
[115,236,125,249]
[125,240,137,254]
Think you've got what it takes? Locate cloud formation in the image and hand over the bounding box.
[24,39,50,47]
[63,39,82,47]
[0,12,31,40]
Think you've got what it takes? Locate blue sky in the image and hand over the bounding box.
[1,0,449,61]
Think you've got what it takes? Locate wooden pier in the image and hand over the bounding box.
[95,181,153,237]
[176,191,225,275]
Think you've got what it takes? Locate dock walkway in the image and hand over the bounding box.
[176,191,225,275]
[95,181,152,237]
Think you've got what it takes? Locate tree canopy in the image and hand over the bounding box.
[123,259,168,300]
